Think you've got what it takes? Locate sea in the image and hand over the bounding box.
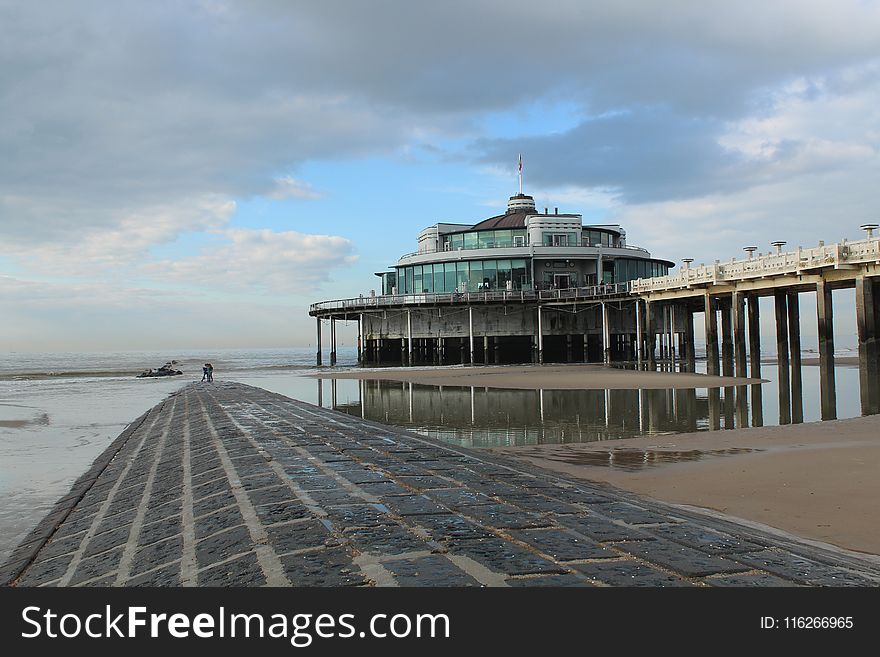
[0,346,869,563]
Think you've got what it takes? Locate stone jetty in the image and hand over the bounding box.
[3,382,879,587]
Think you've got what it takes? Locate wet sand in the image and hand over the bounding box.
[314,364,761,390]
[491,414,880,555]
[801,356,860,367]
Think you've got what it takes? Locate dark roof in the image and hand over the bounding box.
[469,211,530,231]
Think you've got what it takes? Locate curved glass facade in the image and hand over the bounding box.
[395,259,531,294]
[444,229,527,251]
[615,257,669,282]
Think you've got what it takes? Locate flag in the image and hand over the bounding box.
[518,154,522,172]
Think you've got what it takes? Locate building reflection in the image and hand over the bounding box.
[323,354,878,449]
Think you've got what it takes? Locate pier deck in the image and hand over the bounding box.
[4,382,880,587]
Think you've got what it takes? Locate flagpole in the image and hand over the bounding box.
[518,154,523,195]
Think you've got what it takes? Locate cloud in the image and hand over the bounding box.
[146,228,357,294]
[2,196,235,274]
[475,60,880,212]
[4,1,880,246]
[267,176,322,201]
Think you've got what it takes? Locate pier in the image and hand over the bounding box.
[312,231,880,420]
[632,230,880,418]
[4,382,880,587]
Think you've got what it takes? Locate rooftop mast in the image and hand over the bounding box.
[518,153,523,195]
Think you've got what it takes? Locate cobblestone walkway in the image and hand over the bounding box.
[4,382,880,587]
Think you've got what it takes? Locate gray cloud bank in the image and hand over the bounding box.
[3,1,878,237]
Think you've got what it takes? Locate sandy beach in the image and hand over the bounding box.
[314,364,762,390]
[492,414,880,555]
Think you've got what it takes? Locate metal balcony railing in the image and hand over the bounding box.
[309,283,631,315]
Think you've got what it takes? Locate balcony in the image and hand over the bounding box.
[309,283,632,316]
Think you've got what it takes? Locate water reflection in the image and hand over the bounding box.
[313,360,874,449]
[541,447,762,471]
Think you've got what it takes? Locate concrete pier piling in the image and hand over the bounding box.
[856,276,880,415]
[315,318,323,367]
[787,292,803,424]
[816,280,837,420]
[5,382,880,588]
[732,292,747,379]
[704,294,719,376]
[774,291,791,425]
[720,299,734,377]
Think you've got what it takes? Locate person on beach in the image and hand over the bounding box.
[202,364,209,382]
[206,363,214,382]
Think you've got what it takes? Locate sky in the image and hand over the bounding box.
[1,1,879,352]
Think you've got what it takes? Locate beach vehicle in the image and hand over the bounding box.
[137,361,183,377]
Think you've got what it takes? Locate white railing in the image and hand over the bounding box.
[396,242,650,261]
[630,236,880,294]
[310,283,631,315]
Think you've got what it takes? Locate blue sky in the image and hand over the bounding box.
[1,1,879,350]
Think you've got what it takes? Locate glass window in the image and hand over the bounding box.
[464,232,477,249]
[406,267,413,294]
[422,264,433,293]
[456,261,469,292]
[450,234,463,250]
[445,262,456,292]
[483,260,497,289]
[478,231,494,249]
[468,260,483,291]
[413,265,423,293]
[495,230,513,248]
[433,265,443,292]
[511,259,528,290]
[496,259,511,290]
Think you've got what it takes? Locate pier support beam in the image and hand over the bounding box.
[483,335,490,365]
[816,280,836,420]
[732,291,747,378]
[316,318,322,366]
[747,295,761,379]
[634,300,642,364]
[537,306,544,364]
[646,300,657,367]
[330,318,337,366]
[406,311,413,366]
[720,298,733,377]
[684,306,696,372]
[787,292,803,423]
[856,276,880,415]
[601,302,610,363]
[469,307,475,365]
[774,291,791,425]
[747,295,763,427]
[357,314,363,365]
[704,294,719,376]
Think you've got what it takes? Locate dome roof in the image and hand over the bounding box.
[469,193,536,231]
[470,211,530,231]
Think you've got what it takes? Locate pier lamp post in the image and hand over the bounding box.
[860,223,878,239]
[743,246,757,259]
[770,241,787,254]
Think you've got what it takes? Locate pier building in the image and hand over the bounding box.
[310,191,674,366]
